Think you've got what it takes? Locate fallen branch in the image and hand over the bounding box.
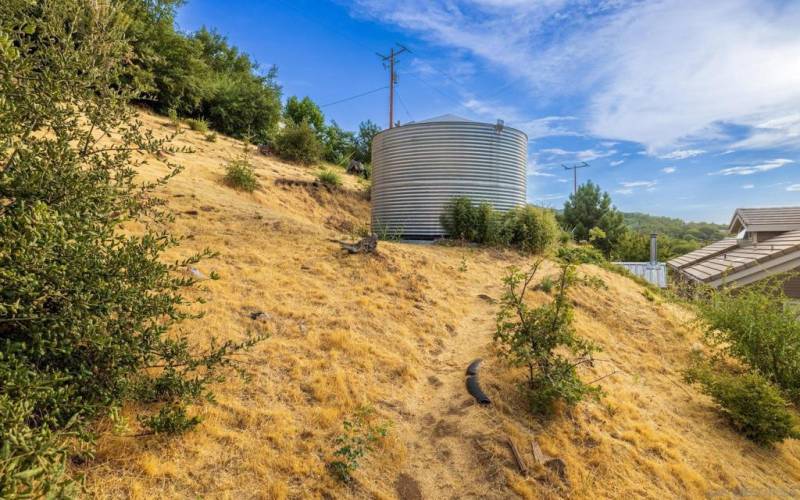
[507,438,528,476]
[331,235,378,254]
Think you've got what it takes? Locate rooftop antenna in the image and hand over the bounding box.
[562,162,590,195]
[377,44,410,129]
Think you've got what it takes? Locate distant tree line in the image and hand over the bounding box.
[558,181,723,262]
[123,0,380,167]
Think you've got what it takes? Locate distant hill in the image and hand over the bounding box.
[622,212,728,242]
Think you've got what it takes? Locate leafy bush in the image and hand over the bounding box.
[224,155,259,192]
[556,245,606,265]
[327,406,389,483]
[321,121,356,164]
[694,276,800,402]
[284,96,325,133]
[1,1,262,495]
[501,205,559,254]
[685,359,800,446]
[440,197,501,244]
[353,120,381,164]
[440,197,557,253]
[274,120,323,165]
[495,261,601,415]
[168,106,181,130]
[205,132,218,142]
[186,117,209,133]
[317,169,342,187]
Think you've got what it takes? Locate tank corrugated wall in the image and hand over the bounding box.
[371,120,527,239]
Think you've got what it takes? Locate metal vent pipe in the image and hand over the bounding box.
[650,233,658,264]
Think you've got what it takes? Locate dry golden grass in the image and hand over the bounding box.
[79,112,800,499]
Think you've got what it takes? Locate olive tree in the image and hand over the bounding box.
[0,1,259,495]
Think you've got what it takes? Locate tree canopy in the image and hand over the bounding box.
[560,181,625,255]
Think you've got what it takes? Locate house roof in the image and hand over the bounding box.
[679,230,800,286]
[666,237,739,270]
[728,207,800,233]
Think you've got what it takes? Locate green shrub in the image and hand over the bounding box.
[501,205,559,254]
[695,275,800,402]
[224,158,258,192]
[186,117,209,133]
[556,245,606,265]
[205,132,218,142]
[317,169,342,187]
[1,2,262,495]
[440,197,556,252]
[274,120,323,165]
[440,196,479,241]
[685,360,800,446]
[167,106,180,130]
[538,276,554,294]
[495,261,601,415]
[327,406,389,483]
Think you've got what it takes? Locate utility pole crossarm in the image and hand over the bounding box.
[562,162,590,195]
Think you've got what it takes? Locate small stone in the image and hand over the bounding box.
[185,266,206,279]
[249,311,271,321]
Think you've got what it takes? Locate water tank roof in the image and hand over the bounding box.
[415,114,475,123]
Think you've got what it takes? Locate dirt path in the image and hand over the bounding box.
[395,279,509,499]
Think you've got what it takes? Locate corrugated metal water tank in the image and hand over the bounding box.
[371,115,527,239]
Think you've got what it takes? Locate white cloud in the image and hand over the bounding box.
[461,97,579,138]
[730,113,800,150]
[610,160,624,166]
[616,179,657,194]
[659,149,706,160]
[540,147,616,161]
[742,183,755,189]
[712,158,794,176]
[788,184,800,192]
[661,166,676,174]
[620,180,657,189]
[349,0,800,152]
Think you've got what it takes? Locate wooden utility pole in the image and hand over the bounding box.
[378,45,408,128]
[562,162,590,195]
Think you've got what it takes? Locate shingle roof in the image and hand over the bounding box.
[667,237,739,270]
[680,230,800,284]
[728,207,800,233]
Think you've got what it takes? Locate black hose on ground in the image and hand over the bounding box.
[465,358,491,405]
[466,358,482,376]
[466,375,491,405]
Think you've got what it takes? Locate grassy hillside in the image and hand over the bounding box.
[79,112,800,499]
[622,212,728,242]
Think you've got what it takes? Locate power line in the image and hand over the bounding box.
[396,88,414,122]
[320,86,389,108]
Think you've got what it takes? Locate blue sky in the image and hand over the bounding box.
[176,0,800,223]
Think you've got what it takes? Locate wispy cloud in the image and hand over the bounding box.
[788,184,800,192]
[616,180,657,195]
[711,158,794,176]
[349,0,800,152]
[461,97,579,138]
[540,147,616,162]
[661,166,677,174]
[730,113,800,150]
[620,180,658,189]
[659,149,705,160]
[610,159,624,166]
[742,183,755,189]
